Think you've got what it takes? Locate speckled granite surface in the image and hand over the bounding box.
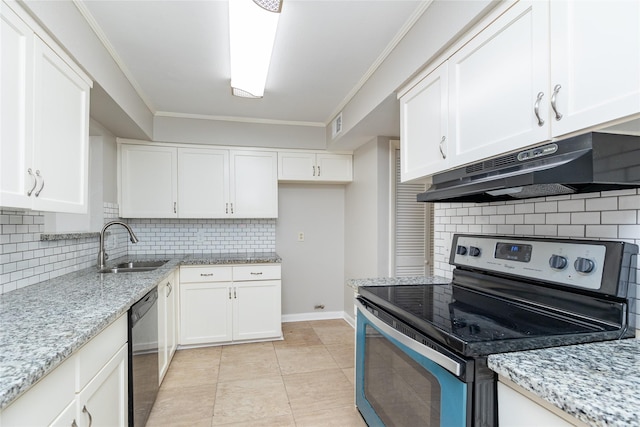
[40,232,100,240]
[0,252,280,410]
[488,339,640,427]
[346,275,450,291]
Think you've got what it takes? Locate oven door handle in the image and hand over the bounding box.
[356,299,463,377]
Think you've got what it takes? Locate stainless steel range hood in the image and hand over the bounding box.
[418,133,640,203]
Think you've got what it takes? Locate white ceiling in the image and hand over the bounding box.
[79,0,424,129]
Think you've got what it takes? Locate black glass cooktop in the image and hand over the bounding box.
[358,284,620,357]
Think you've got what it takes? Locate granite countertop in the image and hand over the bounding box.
[0,252,280,410]
[488,339,640,427]
[346,275,450,291]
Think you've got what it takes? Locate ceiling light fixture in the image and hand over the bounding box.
[229,0,282,98]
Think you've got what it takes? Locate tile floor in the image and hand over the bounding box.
[147,319,366,427]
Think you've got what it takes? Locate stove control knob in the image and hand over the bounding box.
[469,246,481,257]
[549,254,568,270]
[456,245,468,256]
[574,257,595,274]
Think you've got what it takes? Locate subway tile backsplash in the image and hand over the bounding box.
[0,204,276,294]
[0,203,126,295]
[433,189,640,328]
[125,218,276,255]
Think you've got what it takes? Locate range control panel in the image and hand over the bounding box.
[451,235,607,290]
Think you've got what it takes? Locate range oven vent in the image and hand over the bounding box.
[466,153,519,174]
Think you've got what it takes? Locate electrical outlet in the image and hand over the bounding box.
[297,232,305,242]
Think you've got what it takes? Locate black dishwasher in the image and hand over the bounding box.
[129,287,159,427]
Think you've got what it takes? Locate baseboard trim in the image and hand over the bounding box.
[282,311,347,323]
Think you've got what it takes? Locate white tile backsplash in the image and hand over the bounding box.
[125,218,276,255]
[433,189,640,329]
[0,203,126,294]
[0,204,277,294]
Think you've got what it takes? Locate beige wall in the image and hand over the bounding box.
[275,184,345,319]
[343,137,392,317]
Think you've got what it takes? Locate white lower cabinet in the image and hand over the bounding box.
[179,264,282,346]
[0,315,128,426]
[498,380,584,427]
[158,272,177,383]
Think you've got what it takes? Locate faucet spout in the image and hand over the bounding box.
[97,220,139,269]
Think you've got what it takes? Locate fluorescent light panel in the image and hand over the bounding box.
[229,0,281,98]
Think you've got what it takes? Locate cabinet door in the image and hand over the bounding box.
[32,37,90,214]
[0,4,34,209]
[158,279,168,382]
[278,152,316,181]
[120,144,178,218]
[230,151,278,218]
[158,273,177,383]
[316,154,353,182]
[77,345,128,427]
[166,275,177,359]
[497,382,575,427]
[448,0,550,169]
[233,280,282,341]
[400,64,449,181]
[49,400,78,427]
[180,282,232,345]
[550,1,640,137]
[178,148,229,218]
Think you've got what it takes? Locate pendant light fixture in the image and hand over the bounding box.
[229,0,283,98]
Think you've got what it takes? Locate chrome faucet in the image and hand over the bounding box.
[97,220,139,269]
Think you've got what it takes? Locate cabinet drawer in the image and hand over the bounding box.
[233,264,281,281]
[180,266,233,283]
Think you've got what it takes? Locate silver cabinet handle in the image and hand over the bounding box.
[439,136,447,159]
[71,421,78,427]
[200,273,214,277]
[534,92,545,126]
[166,282,172,297]
[312,165,316,176]
[317,166,321,176]
[228,288,232,299]
[233,288,237,299]
[226,203,229,214]
[174,202,177,213]
[27,168,37,196]
[34,170,44,197]
[551,84,563,121]
[230,203,233,214]
[82,405,93,427]
[250,272,263,275]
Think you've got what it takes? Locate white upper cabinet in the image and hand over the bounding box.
[119,142,278,218]
[549,0,640,137]
[119,144,178,218]
[278,151,352,183]
[178,148,229,218]
[0,2,91,213]
[231,150,278,218]
[400,63,449,182]
[399,0,640,182]
[448,0,550,169]
[1,3,33,210]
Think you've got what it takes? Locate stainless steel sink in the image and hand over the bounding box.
[98,260,168,274]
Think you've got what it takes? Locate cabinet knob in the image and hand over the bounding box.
[534,92,545,127]
[551,84,563,121]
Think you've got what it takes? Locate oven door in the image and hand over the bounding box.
[356,299,472,427]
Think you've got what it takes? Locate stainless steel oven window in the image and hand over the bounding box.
[356,302,469,427]
[364,324,442,425]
